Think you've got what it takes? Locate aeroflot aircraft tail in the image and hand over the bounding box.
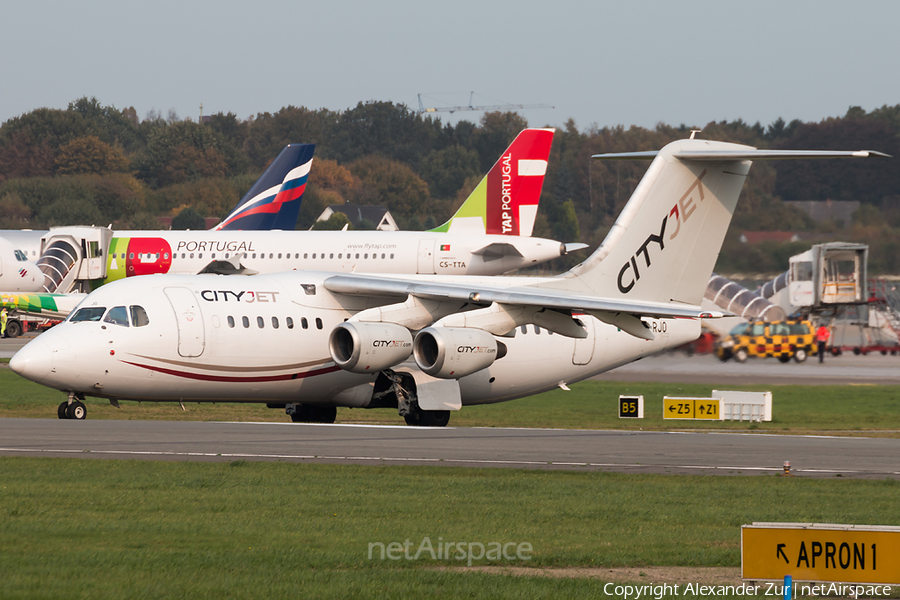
[215,144,315,231]
[430,128,554,237]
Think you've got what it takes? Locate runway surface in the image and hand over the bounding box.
[1,418,898,478]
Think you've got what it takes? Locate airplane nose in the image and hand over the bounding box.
[9,337,53,383]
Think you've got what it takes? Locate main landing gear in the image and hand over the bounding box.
[58,393,86,420]
[285,404,337,424]
[380,370,451,427]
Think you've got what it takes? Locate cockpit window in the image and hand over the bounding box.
[103,306,130,327]
[70,307,106,322]
[14,249,27,261]
[130,305,150,327]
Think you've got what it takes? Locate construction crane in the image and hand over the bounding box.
[417,92,553,115]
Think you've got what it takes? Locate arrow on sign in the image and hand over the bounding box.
[777,543,788,564]
[668,405,676,413]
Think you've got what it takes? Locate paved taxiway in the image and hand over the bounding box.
[1,418,898,479]
[4,333,899,478]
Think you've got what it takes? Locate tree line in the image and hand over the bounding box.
[1,97,899,273]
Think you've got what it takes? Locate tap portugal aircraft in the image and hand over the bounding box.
[13,139,882,423]
[1,129,577,319]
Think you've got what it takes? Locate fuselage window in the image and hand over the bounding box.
[257,316,264,329]
[130,305,150,327]
[381,253,385,259]
[211,253,216,259]
[70,307,106,322]
[534,325,541,334]
[364,253,368,259]
[198,253,202,259]
[520,325,527,334]
[304,253,308,259]
[244,253,248,258]
[129,253,134,260]
[272,316,279,329]
[315,317,323,330]
[190,253,194,259]
[164,253,169,260]
[355,253,360,259]
[103,306,130,327]
[227,316,235,328]
[242,316,250,328]
[338,253,342,259]
[301,317,309,330]
[269,253,273,259]
[390,253,394,259]
[286,317,294,329]
[278,253,282,259]
[252,253,257,259]
[329,253,334,259]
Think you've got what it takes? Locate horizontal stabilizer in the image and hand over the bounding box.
[564,242,589,254]
[471,242,524,261]
[593,149,891,161]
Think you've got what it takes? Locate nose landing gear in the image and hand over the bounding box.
[58,393,87,420]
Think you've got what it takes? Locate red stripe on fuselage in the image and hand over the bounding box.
[121,360,340,383]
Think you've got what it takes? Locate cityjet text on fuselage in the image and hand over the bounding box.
[200,290,280,303]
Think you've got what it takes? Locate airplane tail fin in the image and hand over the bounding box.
[430,128,554,236]
[554,139,886,307]
[214,144,315,231]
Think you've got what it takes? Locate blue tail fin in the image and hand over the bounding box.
[214,144,315,230]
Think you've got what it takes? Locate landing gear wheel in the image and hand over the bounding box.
[778,354,791,363]
[734,348,748,363]
[66,401,86,420]
[793,348,808,363]
[314,406,337,424]
[287,404,336,423]
[404,408,450,427]
[58,401,69,419]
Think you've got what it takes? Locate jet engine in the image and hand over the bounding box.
[413,327,502,379]
[328,322,413,374]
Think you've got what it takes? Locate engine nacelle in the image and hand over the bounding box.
[413,327,499,379]
[328,322,413,374]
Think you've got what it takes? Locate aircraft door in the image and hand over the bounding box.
[417,239,435,274]
[572,316,595,365]
[164,287,205,357]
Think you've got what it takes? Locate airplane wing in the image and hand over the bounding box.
[323,273,721,340]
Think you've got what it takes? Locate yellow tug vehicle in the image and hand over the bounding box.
[716,319,817,363]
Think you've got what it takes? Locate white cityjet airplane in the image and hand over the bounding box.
[11,138,884,422]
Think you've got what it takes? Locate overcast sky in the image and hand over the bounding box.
[3,1,899,132]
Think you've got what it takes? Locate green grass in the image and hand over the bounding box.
[1,458,899,599]
[2,368,899,435]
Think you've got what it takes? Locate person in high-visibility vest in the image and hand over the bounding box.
[0,308,7,338]
[815,325,830,363]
